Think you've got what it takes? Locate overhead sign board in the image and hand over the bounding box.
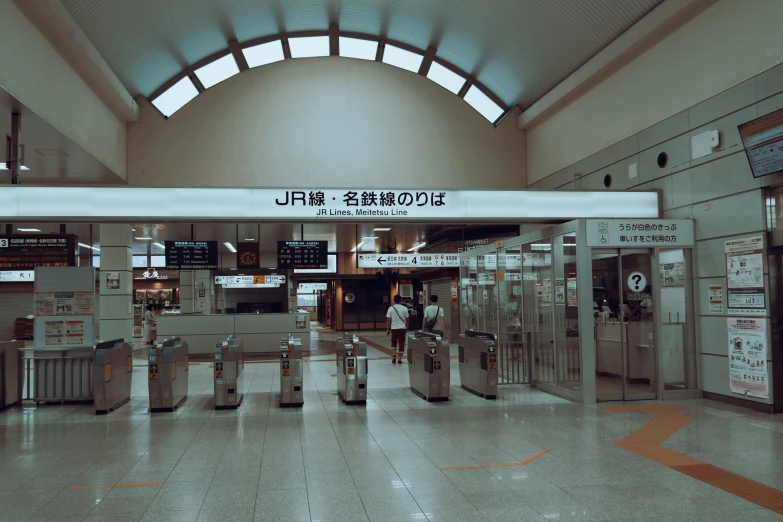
[215,275,286,285]
[298,283,328,292]
[357,253,460,268]
[0,234,76,269]
[165,241,218,269]
[738,108,783,178]
[278,241,328,270]
[586,219,694,247]
[0,270,35,282]
[221,283,280,289]
[0,187,660,222]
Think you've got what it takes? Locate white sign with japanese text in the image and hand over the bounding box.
[357,253,459,268]
[586,219,694,247]
[0,270,35,282]
[298,283,328,292]
[728,318,769,398]
[215,275,286,285]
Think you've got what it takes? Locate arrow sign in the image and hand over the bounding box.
[377,257,385,265]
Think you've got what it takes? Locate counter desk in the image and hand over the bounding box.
[156,312,311,355]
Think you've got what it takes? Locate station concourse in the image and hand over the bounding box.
[1,0,783,520]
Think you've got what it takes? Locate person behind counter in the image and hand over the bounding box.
[386,294,409,364]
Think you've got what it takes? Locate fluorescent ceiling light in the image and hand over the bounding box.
[243,40,285,68]
[243,238,255,241]
[153,242,165,249]
[339,37,377,60]
[78,242,99,252]
[351,242,366,252]
[463,85,504,123]
[362,236,378,240]
[0,164,30,170]
[195,54,240,89]
[408,242,426,251]
[131,228,136,231]
[427,62,466,94]
[372,228,391,232]
[531,244,551,248]
[151,76,199,118]
[289,36,329,58]
[382,44,423,73]
[17,228,41,232]
[224,242,237,253]
[135,237,152,240]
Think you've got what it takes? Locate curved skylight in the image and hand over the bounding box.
[195,54,239,89]
[427,61,466,95]
[463,85,504,123]
[339,37,377,61]
[289,36,329,58]
[243,40,284,68]
[152,76,198,117]
[382,44,423,73]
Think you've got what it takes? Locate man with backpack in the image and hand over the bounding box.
[386,294,409,364]
[423,294,444,334]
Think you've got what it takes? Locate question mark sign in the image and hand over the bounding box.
[632,274,642,290]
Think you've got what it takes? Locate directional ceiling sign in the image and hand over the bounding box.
[357,253,460,268]
[215,275,286,285]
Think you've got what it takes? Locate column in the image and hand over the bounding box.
[180,270,194,313]
[194,270,214,313]
[99,224,133,342]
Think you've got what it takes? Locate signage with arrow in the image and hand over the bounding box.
[357,253,460,268]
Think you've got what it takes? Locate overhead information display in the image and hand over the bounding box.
[0,235,76,269]
[165,241,218,269]
[738,108,783,178]
[278,241,328,269]
[214,275,286,285]
[357,253,460,268]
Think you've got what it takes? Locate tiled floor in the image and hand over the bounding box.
[1,329,782,521]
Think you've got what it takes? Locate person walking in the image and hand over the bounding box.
[386,294,409,364]
[422,294,444,333]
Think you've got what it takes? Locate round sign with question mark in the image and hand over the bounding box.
[627,271,647,292]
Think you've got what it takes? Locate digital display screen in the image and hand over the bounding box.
[165,241,218,269]
[738,108,783,178]
[277,241,328,270]
[0,234,76,269]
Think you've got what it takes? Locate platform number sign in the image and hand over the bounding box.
[0,239,7,248]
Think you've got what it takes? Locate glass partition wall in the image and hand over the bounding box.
[458,220,699,404]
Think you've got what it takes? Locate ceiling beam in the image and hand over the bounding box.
[228,39,249,71]
[329,24,339,56]
[281,37,292,60]
[375,40,385,62]
[457,78,473,99]
[186,70,205,93]
[418,46,436,76]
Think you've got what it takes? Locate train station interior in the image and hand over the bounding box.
[1,0,783,520]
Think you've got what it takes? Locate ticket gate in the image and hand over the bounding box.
[214,336,244,409]
[407,332,450,402]
[148,337,189,412]
[335,333,368,405]
[279,337,303,407]
[93,339,133,414]
[0,340,23,411]
[458,330,499,399]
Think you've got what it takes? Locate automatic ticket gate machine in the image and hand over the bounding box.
[279,336,303,407]
[458,330,498,400]
[407,332,450,402]
[93,339,133,414]
[148,337,189,412]
[214,336,244,409]
[335,333,368,405]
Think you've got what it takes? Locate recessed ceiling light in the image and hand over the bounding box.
[224,242,237,253]
[362,236,379,240]
[351,242,366,252]
[0,165,30,171]
[78,242,100,252]
[408,242,426,251]
[372,228,391,232]
[268,267,276,269]
[243,239,255,241]
[153,242,165,249]
[135,237,152,240]
[17,228,41,232]
[132,228,136,231]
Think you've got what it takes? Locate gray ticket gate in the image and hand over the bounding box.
[1,340,23,411]
[148,337,189,412]
[458,330,499,399]
[93,339,133,414]
[280,337,303,407]
[336,333,368,405]
[408,332,450,402]
[214,336,244,409]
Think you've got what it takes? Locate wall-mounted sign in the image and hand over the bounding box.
[215,275,286,285]
[165,241,218,269]
[0,270,35,282]
[0,187,661,222]
[278,241,328,270]
[585,219,694,247]
[357,253,459,268]
[222,283,280,289]
[0,234,76,269]
[737,108,783,178]
[728,318,768,398]
[725,236,765,316]
[237,242,260,269]
[709,285,724,314]
[298,283,328,292]
[626,271,647,292]
[344,292,356,304]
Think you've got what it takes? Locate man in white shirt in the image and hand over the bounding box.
[386,294,409,364]
[423,295,444,333]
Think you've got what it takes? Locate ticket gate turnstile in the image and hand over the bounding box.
[458,330,498,399]
[335,333,368,405]
[279,337,303,407]
[214,336,244,409]
[407,332,450,402]
[93,339,133,414]
[148,337,189,412]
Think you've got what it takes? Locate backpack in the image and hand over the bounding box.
[425,307,441,331]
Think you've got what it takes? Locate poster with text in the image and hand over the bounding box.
[725,236,765,315]
[567,279,578,306]
[660,262,685,288]
[555,278,565,305]
[106,272,120,290]
[44,320,64,346]
[727,318,769,398]
[709,285,723,314]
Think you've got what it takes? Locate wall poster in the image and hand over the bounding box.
[725,236,765,315]
[555,278,565,305]
[708,285,724,314]
[566,279,577,306]
[660,262,685,288]
[727,318,769,398]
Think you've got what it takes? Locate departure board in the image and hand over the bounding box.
[0,235,76,269]
[277,241,328,269]
[165,241,218,269]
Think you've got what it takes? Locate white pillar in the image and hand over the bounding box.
[99,224,133,342]
[180,270,195,313]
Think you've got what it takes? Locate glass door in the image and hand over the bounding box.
[593,248,657,401]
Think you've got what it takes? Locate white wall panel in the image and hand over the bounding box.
[688,79,757,130]
[694,191,764,240]
[689,153,759,204]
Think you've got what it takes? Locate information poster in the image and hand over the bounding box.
[44,320,64,346]
[567,279,578,306]
[106,272,120,290]
[660,262,685,288]
[555,278,565,305]
[709,285,723,314]
[541,279,552,305]
[727,318,769,398]
[725,236,765,315]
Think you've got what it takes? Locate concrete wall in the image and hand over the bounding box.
[127,57,525,189]
[529,61,783,407]
[525,0,783,184]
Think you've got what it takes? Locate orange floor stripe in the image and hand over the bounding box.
[69,481,162,490]
[440,449,549,471]
[606,403,783,514]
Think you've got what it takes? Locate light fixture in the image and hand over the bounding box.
[408,242,426,251]
[362,236,379,240]
[243,238,255,241]
[268,267,276,270]
[0,165,30,171]
[243,40,285,68]
[17,228,41,232]
[135,237,152,240]
[78,242,100,252]
[151,76,199,118]
[230,268,238,271]
[224,242,237,253]
[153,242,165,249]
[351,242,366,252]
[132,228,136,231]
[372,228,391,232]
